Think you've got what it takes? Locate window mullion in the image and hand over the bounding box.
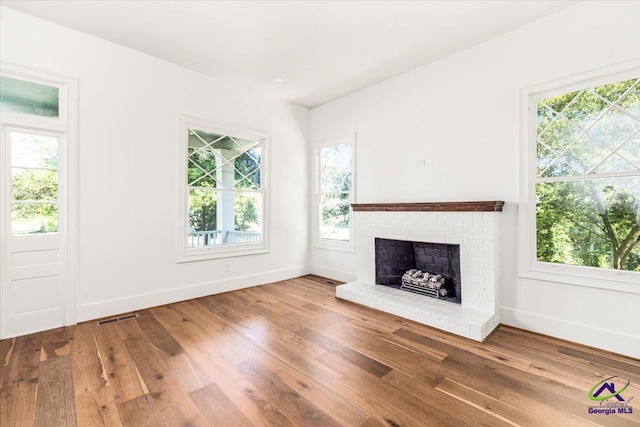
[537,170,640,183]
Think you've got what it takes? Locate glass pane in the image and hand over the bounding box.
[235,169,260,190]
[594,78,636,104]
[537,116,581,154]
[187,189,262,248]
[539,157,581,178]
[563,134,613,175]
[536,142,559,175]
[189,129,258,152]
[617,132,640,169]
[12,203,58,235]
[231,192,262,243]
[234,150,260,190]
[537,78,640,179]
[188,188,218,247]
[12,168,58,201]
[11,132,58,168]
[540,90,580,115]
[229,136,258,151]
[320,193,351,241]
[320,143,352,192]
[188,148,218,187]
[536,104,555,136]
[619,81,640,117]
[586,108,640,149]
[0,76,59,118]
[591,154,639,175]
[188,129,224,148]
[536,177,640,271]
[562,90,607,129]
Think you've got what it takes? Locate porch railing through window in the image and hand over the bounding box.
[188,230,261,247]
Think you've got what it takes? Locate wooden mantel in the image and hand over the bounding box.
[351,201,504,212]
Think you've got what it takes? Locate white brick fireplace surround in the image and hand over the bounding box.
[336,201,504,341]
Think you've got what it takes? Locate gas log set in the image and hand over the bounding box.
[401,269,448,299]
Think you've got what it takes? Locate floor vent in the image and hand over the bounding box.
[97,313,139,325]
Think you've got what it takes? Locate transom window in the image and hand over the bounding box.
[178,117,268,261]
[533,75,639,273]
[1,75,60,118]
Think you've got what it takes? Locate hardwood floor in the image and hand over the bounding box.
[1,275,639,426]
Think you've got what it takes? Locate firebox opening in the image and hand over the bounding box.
[374,238,461,304]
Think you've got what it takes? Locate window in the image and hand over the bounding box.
[314,138,354,251]
[520,66,640,288]
[178,117,268,261]
[10,131,60,234]
[1,69,70,238]
[1,76,60,118]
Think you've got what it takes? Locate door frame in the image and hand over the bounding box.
[0,62,78,338]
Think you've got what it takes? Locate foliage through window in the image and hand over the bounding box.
[186,127,263,249]
[535,76,640,272]
[10,132,59,235]
[318,142,353,242]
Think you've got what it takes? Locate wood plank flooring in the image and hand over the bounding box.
[1,275,639,426]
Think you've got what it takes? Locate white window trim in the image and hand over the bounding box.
[518,60,640,294]
[176,115,269,263]
[312,135,356,253]
[0,62,79,333]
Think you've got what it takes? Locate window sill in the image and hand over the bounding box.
[313,240,354,254]
[177,244,269,263]
[519,266,640,295]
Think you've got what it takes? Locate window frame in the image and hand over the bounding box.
[313,136,356,253]
[176,115,269,263]
[518,61,640,293]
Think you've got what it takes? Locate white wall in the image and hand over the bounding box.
[310,1,640,357]
[1,7,310,322]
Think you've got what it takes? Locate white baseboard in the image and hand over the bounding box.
[309,264,356,283]
[77,265,310,323]
[501,307,640,359]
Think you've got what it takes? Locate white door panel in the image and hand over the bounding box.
[11,248,59,266]
[2,127,66,337]
[10,275,59,314]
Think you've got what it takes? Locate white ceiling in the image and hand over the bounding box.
[3,1,578,108]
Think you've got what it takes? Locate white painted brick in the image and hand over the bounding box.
[349,210,501,340]
[454,232,473,239]
[404,225,423,230]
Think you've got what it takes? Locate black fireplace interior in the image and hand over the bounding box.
[375,238,461,304]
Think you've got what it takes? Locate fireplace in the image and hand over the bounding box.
[375,238,461,304]
[336,201,504,341]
